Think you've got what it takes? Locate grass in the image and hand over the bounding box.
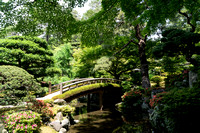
[52,83,121,100]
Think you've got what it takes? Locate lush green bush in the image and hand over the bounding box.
[30,100,54,118]
[0,65,40,105]
[43,99,54,106]
[1,110,42,133]
[53,105,75,116]
[165,70,189,89]
[150,87,200,133]
[121,89,143,122]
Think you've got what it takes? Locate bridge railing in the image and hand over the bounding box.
[48,78,92,94]
[48,78,120,94]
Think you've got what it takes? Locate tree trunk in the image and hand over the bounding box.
[135,24,151,88]
[138,39,151,88]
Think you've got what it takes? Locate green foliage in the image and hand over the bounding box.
[54,43,73,78]
[1,110,42,133]
[0,36,60,79]
[153,29,200,66]
[165,70,189,90]
[30,100,54,118]
[150,87,200,132]
[53,105,75,116]
[0,0,86,39]
[121,89,143,122]
[118,0,200,32]
[151,75,163,87]
[72,46,103,78]
[43,99,54,106]
[52,83,120,100]
[0,65,40,105]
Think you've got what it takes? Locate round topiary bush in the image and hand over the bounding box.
[0,65,40,105]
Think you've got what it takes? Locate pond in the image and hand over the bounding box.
[68,99,152,133]
[69,109,123,133]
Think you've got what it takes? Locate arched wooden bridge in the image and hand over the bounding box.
[38,78,121,100]
[49,78,120,95]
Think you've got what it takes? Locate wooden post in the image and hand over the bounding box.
[87,94,91,112]
[60,83,63,94]
[48,81,52,94]
[99,91,103,111]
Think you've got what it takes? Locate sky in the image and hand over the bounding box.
[2,0,91,17]
[74,0,91,16]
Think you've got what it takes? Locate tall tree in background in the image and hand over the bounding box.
[54,43,73,78]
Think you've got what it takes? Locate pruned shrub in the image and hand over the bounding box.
[0,65,40,105]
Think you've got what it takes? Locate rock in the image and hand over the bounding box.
[50,120,62,132]
[59,128,67,133]
[74,120,80,124]
[54,99,66,105]
[56,112,63,121]
[2,129,8,133]
[61,119,70,129]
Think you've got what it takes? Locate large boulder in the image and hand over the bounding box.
[50,120,62,132]
[61,119,70,129]
[55,112,63,121]
[54,99,67,105]
[50,118,70,132]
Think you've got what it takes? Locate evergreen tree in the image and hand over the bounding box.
[0,36,61,79]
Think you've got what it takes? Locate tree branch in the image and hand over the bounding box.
[135,24,143,40]
[113,39,137,56]
[179,10,196,32]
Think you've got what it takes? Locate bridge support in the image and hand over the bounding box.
[99,91,104,111]
[48,81,52,94]
[87,94,91,112]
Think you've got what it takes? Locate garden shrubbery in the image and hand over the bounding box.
[1,110,42,133]
[120,79,200,133]
[121,89,143,122]
[0,65,40,105]
[165,70,189,89]
[150,87,200,133]
[30,100,54,118]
